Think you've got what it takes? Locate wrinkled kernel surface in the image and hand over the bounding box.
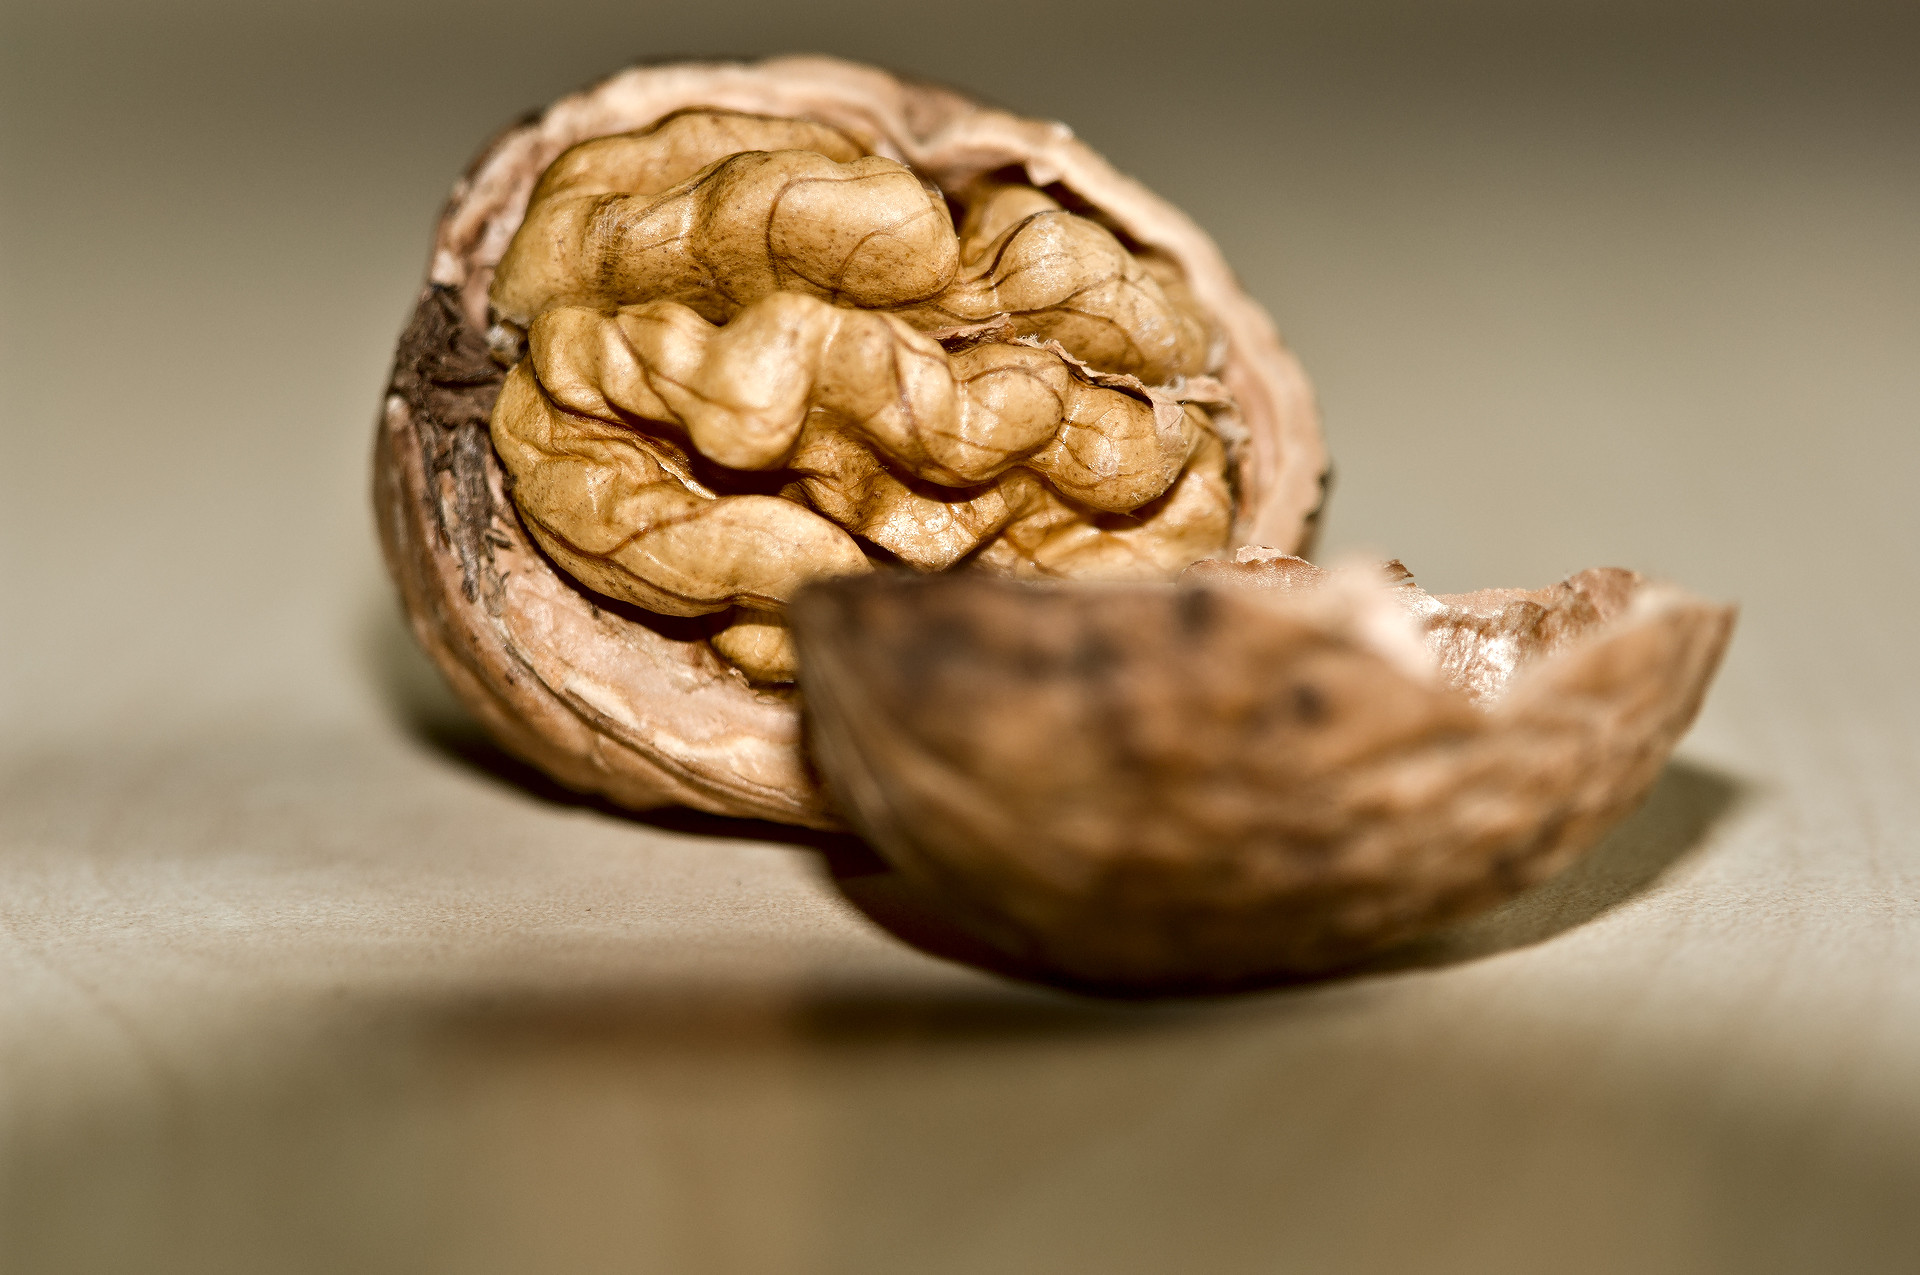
[489,108,1238,681]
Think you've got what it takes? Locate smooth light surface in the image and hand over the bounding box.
[3,3,1916,1271]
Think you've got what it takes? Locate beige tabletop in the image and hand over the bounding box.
[4,2,1917,1271]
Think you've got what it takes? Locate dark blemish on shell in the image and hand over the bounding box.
[1177,587,1215,635]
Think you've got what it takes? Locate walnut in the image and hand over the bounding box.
[377,58,1732,991]
[376,57,1324,826]
[789,554,1735,992]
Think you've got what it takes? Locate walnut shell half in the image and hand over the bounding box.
[375,56,1326,827]
[789,554,1735,992]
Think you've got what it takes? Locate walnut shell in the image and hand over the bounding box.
[789,554,1735,992]
[375,56,1326,827]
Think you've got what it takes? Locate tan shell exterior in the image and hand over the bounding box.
[374,56,1327,827]
[790,560,1735,991]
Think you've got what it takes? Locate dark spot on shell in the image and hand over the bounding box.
[1072,633,1119,677]
[1177,588,1215,635]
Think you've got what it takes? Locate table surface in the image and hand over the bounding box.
[4,3,1917,1271]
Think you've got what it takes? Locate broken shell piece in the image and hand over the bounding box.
[789,555,1734,992]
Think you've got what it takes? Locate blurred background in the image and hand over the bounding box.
[2,1,1916,1271]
